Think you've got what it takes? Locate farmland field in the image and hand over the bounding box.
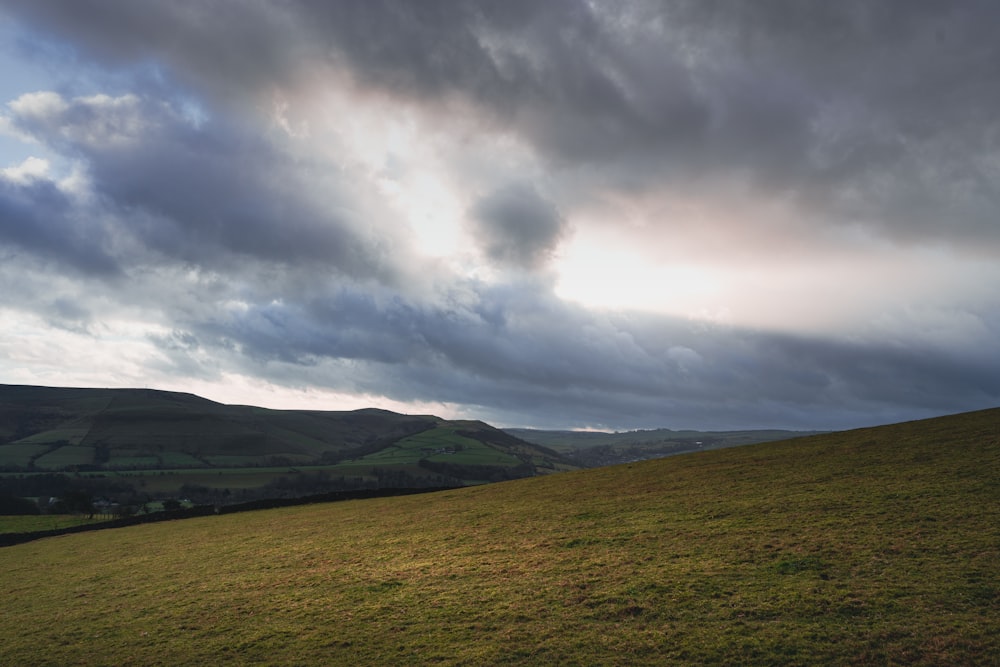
[33,445,95,468]
[0,515,97,533]
[352,426,523,467]
[0,444,50,467]
[11,427,90,446]
[0,386,572,494]
[1,407,996,665]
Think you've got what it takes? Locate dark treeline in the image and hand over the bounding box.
[0,467,461,516]
[173,467,460,506]
[0,473,139,515]
[0,492,41,515]
[418,459,534,482]
[1,473,84,498]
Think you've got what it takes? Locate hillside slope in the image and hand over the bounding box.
[0,384,573,484]
[1,407,997,665]
[507,425,829,466]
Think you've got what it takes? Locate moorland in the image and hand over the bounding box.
[1,406,997,665]
[0,384,576,510]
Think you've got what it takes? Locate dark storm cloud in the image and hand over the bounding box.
[0,1,307,104]
[8,0,998,251]
[4,91,398,281]
[2,1,998,429]
[158,278,999,430]
[471,183,564,269]
[0,171,119,275]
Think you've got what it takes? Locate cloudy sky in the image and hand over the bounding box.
[1,1,998,431]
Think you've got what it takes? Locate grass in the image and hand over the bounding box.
[0,465,372,496]
[105,455,162,468]
[353,426,523,467]
[0,515,98,533]
[0,408,997,665]
[0,443,51,467]
[11,427,91,446]
[157,452,208,467]
[508,426,830,467]
[33,445,96,468]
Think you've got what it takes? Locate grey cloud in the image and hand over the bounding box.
[5,91,399,281]
[6,2,999,237]
[0,1,520,114]
[1,1,307,106]
[0,173,119,275]
[330,1,1000,252]
[471,183,564,269]
[158,277,1000,430]
[145,329,223,381]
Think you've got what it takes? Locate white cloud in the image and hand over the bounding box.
[1,155,49,183]
[8,90,67,118]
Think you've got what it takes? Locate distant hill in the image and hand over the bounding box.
[0,385,433,464]
[1,407,996,665]
[0,384,576,498]
[507,425,828,466]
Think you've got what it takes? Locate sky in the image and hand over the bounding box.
[1,1,998,431]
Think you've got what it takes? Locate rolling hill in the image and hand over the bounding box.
[507,425,829,466]
[1,407,997,664]
[0,384,575,496]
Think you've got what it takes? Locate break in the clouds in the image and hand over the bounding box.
[0,1,998,431]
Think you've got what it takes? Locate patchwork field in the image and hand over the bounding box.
[1,408,997,665]
[355,425,523,467]
[0,514,96,533]
[0,385,575,497]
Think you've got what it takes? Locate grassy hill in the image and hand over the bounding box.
[1,407,997,664]
[0,384,575,496]
[507,426,829,466]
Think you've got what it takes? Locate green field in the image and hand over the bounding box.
[1,407,997,665]
[351,425,523,467]
[105,454,161,468]
[0,515,97,533]
[11,427,91,446]
[0,443,50,467]
[33,445,96,468]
